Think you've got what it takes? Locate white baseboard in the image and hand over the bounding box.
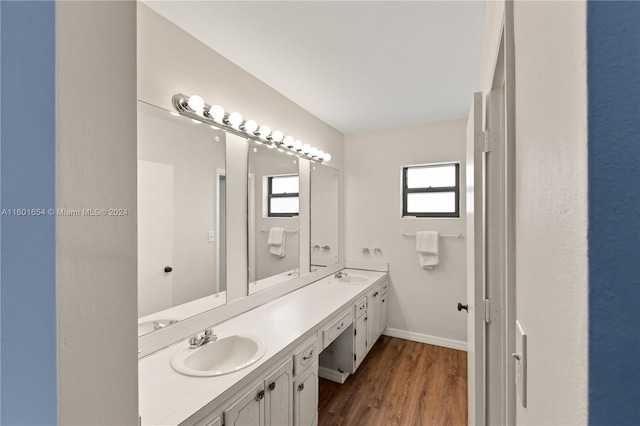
[383,327,467,352]
[318,366,350,384]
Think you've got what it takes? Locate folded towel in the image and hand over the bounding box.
[268,227,286,258]
[416,231,439,269]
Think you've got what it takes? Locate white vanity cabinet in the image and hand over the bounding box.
[380,292,388,336]
[264,359,294,426]
[353,296,368,369]
[293,360,319,426]
[365,284,382,354]
[192,359,293,426]
[223,382,266,426]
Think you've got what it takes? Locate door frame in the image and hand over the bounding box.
[469,1,517,424]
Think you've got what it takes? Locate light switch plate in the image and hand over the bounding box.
[208,231,215,243]
[515,320,527,407]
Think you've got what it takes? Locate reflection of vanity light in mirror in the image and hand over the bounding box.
[172,93,332,162]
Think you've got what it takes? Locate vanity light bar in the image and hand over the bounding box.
[172,94,332,163]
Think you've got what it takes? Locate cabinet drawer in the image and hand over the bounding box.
[354,296,367,320]
[293,337,318,376]
[322,309,352,348]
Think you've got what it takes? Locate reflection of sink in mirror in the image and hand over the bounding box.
[171,334,267,377]
[329,274,370,285]
[138,319,178,336]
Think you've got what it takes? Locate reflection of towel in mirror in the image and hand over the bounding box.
[416,231,439,269]
[268,227,286,257]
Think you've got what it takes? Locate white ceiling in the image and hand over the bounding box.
[143,1,485,134]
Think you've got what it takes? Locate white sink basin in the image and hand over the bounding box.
[329,274,370,285]
[171,334,267,377]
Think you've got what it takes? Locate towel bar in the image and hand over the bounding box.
[260,229,298,234]
[401,231,462,238]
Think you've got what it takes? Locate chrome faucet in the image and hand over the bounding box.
[189,328,217,349]
[334,271,348,279]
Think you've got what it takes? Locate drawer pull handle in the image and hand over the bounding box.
[268,382,276,391]
[256,390,265,401]
[302,349,314,361]
[298,383,305,392]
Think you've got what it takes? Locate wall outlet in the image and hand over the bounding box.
[208,231,215,243]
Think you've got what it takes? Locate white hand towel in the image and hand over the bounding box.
[416,231,439,269]
[268,227,286,258]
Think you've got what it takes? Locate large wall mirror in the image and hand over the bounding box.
[248,143,302,294]
[311,163,339,270]
[137,101,226,336]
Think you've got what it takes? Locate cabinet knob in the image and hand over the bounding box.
[457,302,469,312]
[268,382,276,391]
[256,390,265,400]
[164,266,173,273]
[298,383,305,392]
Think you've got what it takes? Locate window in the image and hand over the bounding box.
[268,175,299,217]
[402,163,460,218]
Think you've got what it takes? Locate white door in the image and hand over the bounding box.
[137,160,174,317]
[466,92,486,426]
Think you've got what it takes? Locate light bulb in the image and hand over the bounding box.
[323,153,332,162]
[208,105,225,122]
[317,150,324,159]
[188,95,205,114]
[228,112,243,128]
[271,130,284,143]
[293,140,303,151]
[283,136,294,147]
[310,147,318,157]
[243,119,258,134]
[302,143,311,154]
[258,125,271,139]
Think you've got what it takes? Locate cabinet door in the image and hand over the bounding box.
[224,383,265,426]
[380,293,388,336]
[354,314,367,369]
[293,361,318,426]
[366,286,381,353]
[265,359,293,426]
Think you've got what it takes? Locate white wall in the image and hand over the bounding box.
[138,4,344,303]
[513,2,588,423]
[137,4,345,354]
[56,2,138,424]
[479,1,588,424]
[345,120,467,348]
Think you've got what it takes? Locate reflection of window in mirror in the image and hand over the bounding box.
[267,175,299,217]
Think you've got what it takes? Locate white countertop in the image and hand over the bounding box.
[138,269,387,425]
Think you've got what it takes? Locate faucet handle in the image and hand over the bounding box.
[189,335,200,348]
[204,328,217,341]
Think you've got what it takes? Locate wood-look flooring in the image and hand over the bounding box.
[318,336,467,426]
